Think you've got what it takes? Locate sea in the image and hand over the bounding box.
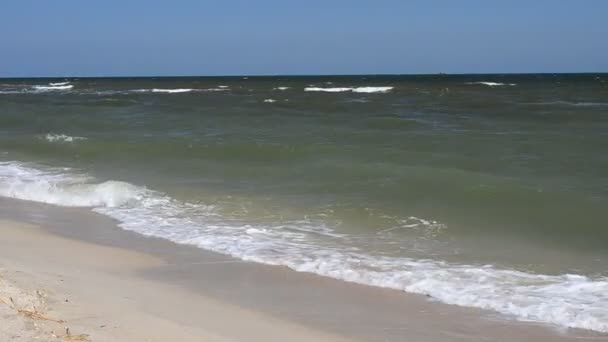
[1,74,607,332]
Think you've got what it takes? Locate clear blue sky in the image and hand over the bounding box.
[1,0,606,77]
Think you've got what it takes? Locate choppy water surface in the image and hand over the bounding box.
[1,74,607,332]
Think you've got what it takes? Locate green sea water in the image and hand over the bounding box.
[1,74,608,331]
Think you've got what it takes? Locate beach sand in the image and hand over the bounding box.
[1,198,606,342]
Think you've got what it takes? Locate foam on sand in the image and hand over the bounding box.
[1,161,607,333]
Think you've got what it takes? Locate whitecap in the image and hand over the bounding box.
[526,101,608,107]
[465,82,516,87]
[33,85,74,91]
[131,88,197,94]
[44,134,87,143]
[202,88,230,92]
[304,87,354,92]
[263,99,276,103]
[273,87,290,91]
[49,81,70,86]
[151,88,194,93]
[352,86,394,93]
[305,86,393,93]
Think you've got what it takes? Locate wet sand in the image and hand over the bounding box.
[1,197,606,341]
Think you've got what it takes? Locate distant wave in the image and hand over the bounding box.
[273,86,290,91]
[150,88,195,93]
[132,88,229,94]
[1,160,607,333]
[305,87,353,92]
[44,134,87,143]
[305,86,394,93]
[49,81,70,86]
[33,84,74,91]
[525,101,608,107]
[263,99,276,103]
[352,86,394,93]
[465,82,516,87]
[201,88,230,92]
[344,98,370,103]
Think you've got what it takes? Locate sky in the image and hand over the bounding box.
[1,0,607,77]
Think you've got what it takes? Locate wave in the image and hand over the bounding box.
[273,86,290,91]
[151,88,194,93]
[33,85,74,91]
[305,87,354,92]
[49,81,70,86]
[465,82,516,87]
[304,86,394,93]
[135,88,195,93]
[0,161,607,333]
[44,134,87,143]
[133,88,229,93]
[525,101,608,107]
[201,88,230,92]
[263,99,276,103]
[352,86,394,93]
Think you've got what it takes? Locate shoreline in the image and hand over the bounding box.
[1,197,606,341]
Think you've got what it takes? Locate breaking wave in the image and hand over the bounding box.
[0,161,607,333]
[33,84,74,91]
[44,134,87,143]
[305,86,394,93]
[465,82,516,87]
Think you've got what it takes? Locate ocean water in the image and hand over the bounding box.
[1,74,607,332]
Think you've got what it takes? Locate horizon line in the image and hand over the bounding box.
[1,71,607,79]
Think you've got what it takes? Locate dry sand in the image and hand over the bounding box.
[1,198,607,342]
[0,220,350,341]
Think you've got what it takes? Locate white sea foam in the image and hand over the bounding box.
[44,134,87,143]
[305,86,393,93]
[1,161,607,333]
[151,88,195,93]
[202,88,230,92]
[217,85,229,88]
[526,101,608,107]
[49,81,70,86]
[132,88,228,94]
[352,86,394,93]
[33,85,74,91]
[465,82,516,87]
[305,87,354,92]
[263,99,276,103]
[273,87,290,91]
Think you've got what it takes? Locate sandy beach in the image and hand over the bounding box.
[0,197,605,342]
[0,209,350,341]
